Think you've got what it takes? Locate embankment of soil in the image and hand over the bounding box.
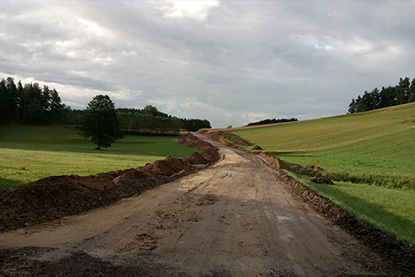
[210,131,252,146]
[256,152,292,171]
[0,133,219,233]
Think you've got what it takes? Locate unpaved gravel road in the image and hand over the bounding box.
[0,133,387,276]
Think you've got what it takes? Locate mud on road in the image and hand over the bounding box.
[0,133,397,276]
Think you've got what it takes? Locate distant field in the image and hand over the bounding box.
[233,103,415,190]
[0,124,196,190]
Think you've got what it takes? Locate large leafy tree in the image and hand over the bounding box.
[80,95,124,150]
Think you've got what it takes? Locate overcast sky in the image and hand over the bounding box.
[1,1,414,127]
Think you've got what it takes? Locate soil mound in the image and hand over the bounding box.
[210,131,251,146]
[178,133,212,151]
[256,152,292,171]
[305,165,324,172]
[0,133,219,233]
[202,132,233,147]
[142,157,188,176]
[201,146,221,163]
[252,145,263,150]
[183,152,209,165]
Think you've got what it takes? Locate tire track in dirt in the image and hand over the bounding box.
[0,134,393,276]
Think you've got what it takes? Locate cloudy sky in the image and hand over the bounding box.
[1,1,414,127]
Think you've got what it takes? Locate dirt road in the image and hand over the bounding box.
[0,133,387,276]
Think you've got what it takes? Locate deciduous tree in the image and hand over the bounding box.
[80,95,124,150]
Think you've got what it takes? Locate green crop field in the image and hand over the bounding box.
[233,103,415,245]
[234,103,415,190]
[0,124,196,191]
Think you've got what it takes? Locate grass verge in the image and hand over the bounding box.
[289,172,415,246]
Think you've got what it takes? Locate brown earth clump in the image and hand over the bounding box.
[0,133,219,233]
[141,157,188,176]
[210,131,251,146]
[201,146,221,163]
[183,152,209,165]
[256,152,292,171]
[290,164,304,172]
[252,145,263,150]
[178,133,212,151]
[202,132,233,147]
[305,165,325,172]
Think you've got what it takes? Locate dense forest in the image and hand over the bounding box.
[246,118,298,127]
[0,77,69,125]
[348,77,415,114]
[0,77,211,133]
[68,106,211,134]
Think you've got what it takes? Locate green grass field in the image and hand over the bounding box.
[290,173,415,245]
[234,103,415,190]
[233,103,415,245]
[0,124,196,190]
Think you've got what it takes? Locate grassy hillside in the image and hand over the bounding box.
[0,124,196,190]
[234,103,415,189]
[233,103,415,245]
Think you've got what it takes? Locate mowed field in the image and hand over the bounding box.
[232,103,415,245]
[0,124,196,191]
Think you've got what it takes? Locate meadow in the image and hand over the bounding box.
[234,103,415,190]
[233,103,415,245]
[0,124,196,190]
[290,174,415,245]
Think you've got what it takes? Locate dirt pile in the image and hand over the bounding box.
[183,152,209,165]
[252,145,263,150]
[274,170,415,275]
[256,152,292,171]
[209,131,251,147]
[200,131,233,147]
[178,133,220,163]
[305,164,324,172]
[178,133,212,151]
[290,164,325,173]
[0,133,219,233]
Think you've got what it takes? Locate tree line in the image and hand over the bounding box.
[0,77,69,125]
[246,118,298,127]
[68,106,211,134]
[79,95,212,149]
[0,76,211,133]
[348,77,415,114]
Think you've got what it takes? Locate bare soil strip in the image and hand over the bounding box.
[0,133,403,276]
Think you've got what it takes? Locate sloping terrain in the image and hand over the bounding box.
[0,133,406,276]
[232,103,415,189]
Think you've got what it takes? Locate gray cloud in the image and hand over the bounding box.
[1,0,414,127]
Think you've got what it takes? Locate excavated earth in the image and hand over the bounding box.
[0,133,218,233]
[0,132,413,276]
